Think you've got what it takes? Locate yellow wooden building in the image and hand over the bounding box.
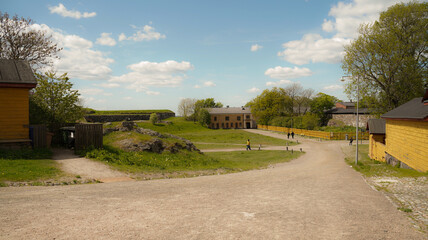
[207,106,257,129]
[380,94,428,172]
[0,59,37,148]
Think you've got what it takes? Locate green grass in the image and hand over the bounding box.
[136,117,296,149]
[89,109,173,115]
[0,148,63,184]
[344,144,428,178]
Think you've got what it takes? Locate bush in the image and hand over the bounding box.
[302,113,320,130]
[150,113,159,124]
[198,109,211,127]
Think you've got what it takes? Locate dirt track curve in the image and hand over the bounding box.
[0,129,425,239]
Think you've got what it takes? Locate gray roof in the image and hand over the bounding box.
[381,98,428,120]
[0,59,36,84]
[207,107,251,114]
[338,102,355,107]
[325,107,371,114]
[366,119,385,134]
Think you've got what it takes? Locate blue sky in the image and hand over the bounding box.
[2,0,410,113]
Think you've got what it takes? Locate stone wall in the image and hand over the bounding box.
[330,114,374,128]
[84,112,175,123]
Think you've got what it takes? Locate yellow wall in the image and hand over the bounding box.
[0,88,30,140]
[385,119,428,172]
[210,113,254,129]
[369,134,386,162]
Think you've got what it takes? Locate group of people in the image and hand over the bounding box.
[246,131,295,151]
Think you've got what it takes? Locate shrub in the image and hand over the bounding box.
[150,113,159,124]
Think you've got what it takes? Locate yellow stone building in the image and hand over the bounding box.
[380,95,428,172]
[207,106,256,129]
[0,60,37,148]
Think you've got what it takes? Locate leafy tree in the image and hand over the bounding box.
[191,98,223,121]
[310,93,338,126]
[198,109,211,127]
[150,113,159,125]
[30,71,83,128]
[0,12,61,70]
[342,2,427,113]
[301,113,320,130]
[178,98,196,118]
[247,87,291,125]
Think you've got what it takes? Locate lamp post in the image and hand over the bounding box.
[341,75,359,165]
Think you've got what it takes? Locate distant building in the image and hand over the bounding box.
[380,93,428,172]
[207,106,256,129]
[326,101,374,127]
[0,59,37,148]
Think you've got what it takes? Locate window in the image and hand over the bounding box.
[225,116,229,121]
[239,122,242,127]
[237,116,241,121]
[221,123,224,128]
[214,116,217,121]
[246,115,250,119]
[226,123,229,128]
[231,123,234,128]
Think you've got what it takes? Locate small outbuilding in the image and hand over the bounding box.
[0,59,37,148]
[380,93,428,172]
[366,119,386,162]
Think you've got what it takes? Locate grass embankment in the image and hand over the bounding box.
[344,144,427,178]
[0,148,64,186]
[89,109,173,115]
[136,117,296,150]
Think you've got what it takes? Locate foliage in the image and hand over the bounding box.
[247,87,291,125]
[88,109,173,115]
[190,98,223,121]
[177,98,196,118]
[344,144,428,177]
[150,113,159,125]
[301,113,320,130]
[198,108,211,127]
[0,12,61,70]
[310,93,338,126]
[30,71,84,128]
[342,2,427,114]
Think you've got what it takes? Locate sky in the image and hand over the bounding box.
[2,0,412,113]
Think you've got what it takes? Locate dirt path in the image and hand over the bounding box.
[0,131,425,239]
[52,148,133,183]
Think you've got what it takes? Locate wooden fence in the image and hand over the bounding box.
[75,124,103,150]
[29,125,47,148]
[258,125,369,140]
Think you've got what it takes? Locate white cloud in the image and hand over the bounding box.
[79,88,112,96]
[323,84,343,91]
[96,83,120,88]
[31,24,114,81]
[203,81,216,87]
[251,44,263,52]
[278,0,409,65]
[96,33,116,46]
[49,3,96,19]
[108,60,194,92]
[265,66,313,80]
[123,97,132,100]
[193,85,201,89]
[266,80,293,86]
[146,91,160,95]
[247,87,260,93]
[119,25,165,42]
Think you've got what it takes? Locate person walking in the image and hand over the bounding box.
[246,139,251,151]
[291,131,295,139]
[349,137,354,146]
[287,132,290,139]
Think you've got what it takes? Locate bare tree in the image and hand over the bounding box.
[295,88,314,115]
[0,12,62,70]
[284,83,303,116]
[178,98,196,118]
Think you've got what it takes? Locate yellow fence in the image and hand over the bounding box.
[257,125,369,140]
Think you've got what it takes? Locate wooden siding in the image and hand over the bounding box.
[385,120,428,172]
[369,134,386,162]
[0,88,29,140]
[75,124,103,150]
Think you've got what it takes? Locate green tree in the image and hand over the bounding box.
[247,87,291,125]
[30,71,83,128]
[198,109,211,127]
[301,113,320,130]
[190,98,223,121]
[150,113,159,125]
[342,2,427,113]
[310,93,338,126]
[0,12,61,70]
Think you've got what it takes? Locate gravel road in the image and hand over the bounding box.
[0,130,425,239]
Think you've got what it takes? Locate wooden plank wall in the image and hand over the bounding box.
[75,124,103,151]
[30,125,47,148]
[0,88,29,140]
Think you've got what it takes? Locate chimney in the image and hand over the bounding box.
[423,88,428,105]
[226,105,229,108]
[242,106,245,110]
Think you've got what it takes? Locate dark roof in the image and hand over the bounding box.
[325,107,371,114]
[0,59,36,85]
[366,119,385,134]
[381,97,428,120]
[338,102,355,107]
[207,107,251,114]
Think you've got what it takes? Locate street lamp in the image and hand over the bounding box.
[341,75,359,165]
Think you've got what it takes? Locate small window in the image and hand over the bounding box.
[214,116,217,121]
[231,123,234,128]
[225,116,229,121]
[237,116,241,121]
[246,115,250,119]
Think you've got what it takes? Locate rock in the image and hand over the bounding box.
[121,121,136,131]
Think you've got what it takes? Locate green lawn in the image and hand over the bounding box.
[344,144,428,178]
[0,148,64,186]
[90,109,173,115]
[136,117,296,149]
